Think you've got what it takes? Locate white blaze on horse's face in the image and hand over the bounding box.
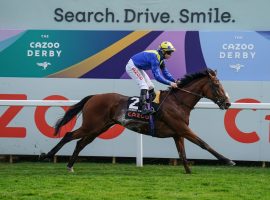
[225,92,230,99]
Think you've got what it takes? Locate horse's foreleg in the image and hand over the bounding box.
[173,136,191,174]
[40,131,74,161]
[184,130,235,166]
[66,136,96,172]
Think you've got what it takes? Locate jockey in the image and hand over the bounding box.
[126,41,178,115]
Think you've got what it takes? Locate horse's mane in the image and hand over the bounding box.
[160,68,216,93]
[177,68,215,88]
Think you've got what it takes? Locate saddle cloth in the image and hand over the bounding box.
[125,91,160,121]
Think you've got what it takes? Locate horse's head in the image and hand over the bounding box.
[203,69,231,110]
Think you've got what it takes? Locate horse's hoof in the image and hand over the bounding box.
[39,153,52,162]
[67,167,74,173]
[184,167,192,174]
[227,160,236,166]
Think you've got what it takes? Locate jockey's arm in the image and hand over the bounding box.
[161,67,176,82]
[151,61,171,85]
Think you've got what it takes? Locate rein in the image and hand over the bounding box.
[154,87,204,112]
[154,77,218,112]
[176,87,205,98]
[172,87,204,110]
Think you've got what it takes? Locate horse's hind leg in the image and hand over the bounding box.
[173,136,191,174]
[39,131,75,161]
[66,136,96,172]
[66,123,115,172]
[40,128,87,161]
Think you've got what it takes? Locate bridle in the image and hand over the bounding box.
[207,78,228,107]
[156,75,227,111]
[173,76,227,109]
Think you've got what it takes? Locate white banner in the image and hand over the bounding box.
[0,0,270,30]
[1,78,270,162]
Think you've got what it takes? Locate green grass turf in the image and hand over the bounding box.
[0,162,269,200]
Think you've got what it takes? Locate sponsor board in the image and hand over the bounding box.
[1,30,270,161]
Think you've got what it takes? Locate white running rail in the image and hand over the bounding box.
[1,100,270,167]
[0,100,270,110]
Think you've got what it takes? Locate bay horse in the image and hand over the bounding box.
[40,68,235,173]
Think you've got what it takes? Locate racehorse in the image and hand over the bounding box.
[40,68,235,173]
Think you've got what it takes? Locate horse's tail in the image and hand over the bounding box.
[54,95,94,136]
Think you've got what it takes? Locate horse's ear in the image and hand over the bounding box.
[207,69,217,79]
[207,70,215,79]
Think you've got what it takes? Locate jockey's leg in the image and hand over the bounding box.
[148,88,156,102]
[125,59,148,90]
[141,71,156,101]
[140,89,155,115]
[126,60,155,114]
[140,71,156,113]
[140,89,150,114]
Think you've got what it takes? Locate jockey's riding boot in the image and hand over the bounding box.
[140,89,155,115]
[148,88,156,102]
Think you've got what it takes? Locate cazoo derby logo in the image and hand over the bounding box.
[219,35,256,72]
[26,34,62,70]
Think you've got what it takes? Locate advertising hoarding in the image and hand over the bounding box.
[1,0,270,161]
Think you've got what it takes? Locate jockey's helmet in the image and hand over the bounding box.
[159,41,176,52]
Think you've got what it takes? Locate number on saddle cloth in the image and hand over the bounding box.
[125,95,158,136]
[125,91,160,121]
[125,96,150,122]
[125,96,156,136]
